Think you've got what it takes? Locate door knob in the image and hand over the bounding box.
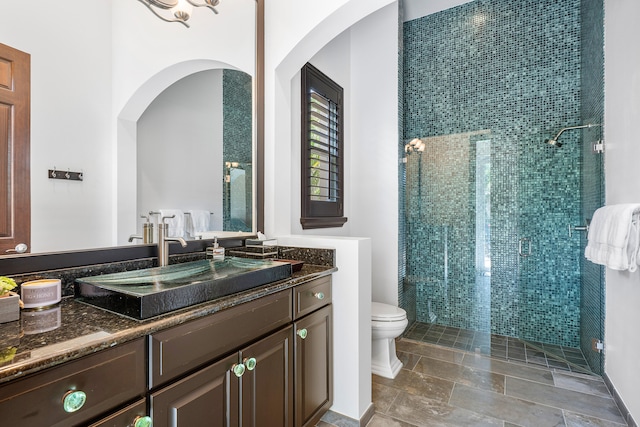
[5,243,28,253]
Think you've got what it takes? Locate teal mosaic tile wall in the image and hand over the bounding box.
[401,0,599,348]
[222,69,253,232]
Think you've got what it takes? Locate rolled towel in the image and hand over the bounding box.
[159,209,185,238]
[585,204,640,272]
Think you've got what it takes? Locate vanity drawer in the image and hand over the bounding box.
[149,289,292,389]
[0,338,145,427]
[293,276,332,319]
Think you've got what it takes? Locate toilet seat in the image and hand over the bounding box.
[371,302,407,322]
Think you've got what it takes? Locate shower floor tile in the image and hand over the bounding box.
[404,321,593,374]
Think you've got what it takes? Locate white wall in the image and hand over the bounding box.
[603,0,640,422]
[266,0,399,306]
[137,70,224,232]
[264,0,396,238]
[349,6,400,304]
[289,30,353,238]
[264,0,398,421]
[276,235,372,421]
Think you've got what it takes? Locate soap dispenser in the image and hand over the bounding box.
[206,237,225,261]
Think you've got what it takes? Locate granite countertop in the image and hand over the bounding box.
[0,264,336,385]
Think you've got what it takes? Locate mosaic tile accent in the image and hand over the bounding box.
[222,69,253,231]
[401,0,602,350]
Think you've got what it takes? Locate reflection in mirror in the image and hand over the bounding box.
[226,162,252,231]
[0,0,259,256]
[136,68,252,237]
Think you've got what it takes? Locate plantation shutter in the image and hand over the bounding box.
[300,63,347,229]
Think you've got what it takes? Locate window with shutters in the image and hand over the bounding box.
[300,63,347,229]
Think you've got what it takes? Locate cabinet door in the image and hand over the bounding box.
[150,352,239,427]
[240,326,294,427]
[295,305,333,427]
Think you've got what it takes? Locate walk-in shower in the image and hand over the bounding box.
[401,0,605,374]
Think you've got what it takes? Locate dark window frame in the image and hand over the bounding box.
[300,63,347,229]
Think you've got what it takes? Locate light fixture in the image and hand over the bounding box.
[405,138,425,154]
[137,0,220,28]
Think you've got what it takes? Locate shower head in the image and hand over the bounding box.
[545,138,562,148]
[544,123,601,148]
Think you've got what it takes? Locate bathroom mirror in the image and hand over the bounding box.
[0,0,264,255]
[135,68,254,236]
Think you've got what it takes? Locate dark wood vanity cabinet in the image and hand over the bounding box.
[88,399,148,427]
[0,274,333,427]
[293,277,333,427]
[240,326,294,426]
[294,305,332,427]
[149,275,333,427]
[149,352,240,426]
[0,338,146,427]
[150,326,294,427]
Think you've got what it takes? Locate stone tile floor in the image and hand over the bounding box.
[318,338,629,427]
[404,322,594,374]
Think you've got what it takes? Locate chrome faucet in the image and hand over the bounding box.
[157,221,187,267]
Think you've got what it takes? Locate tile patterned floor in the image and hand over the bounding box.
[319,338,628,427]
[404,322,594,374]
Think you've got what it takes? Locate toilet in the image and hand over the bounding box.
[371,302,408,379]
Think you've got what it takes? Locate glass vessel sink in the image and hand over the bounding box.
[75,257,292,320]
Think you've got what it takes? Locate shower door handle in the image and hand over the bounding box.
[568,219,590,238]
[518,237,532,257]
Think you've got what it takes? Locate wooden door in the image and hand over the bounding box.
[241,326,294,427]
[0,43,30,254]
[150,352,240,427]
[294,305,333,427]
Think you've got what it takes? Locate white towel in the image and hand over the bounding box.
[186,210,210,237]
[585,204,640,272]
[159,209,185,238]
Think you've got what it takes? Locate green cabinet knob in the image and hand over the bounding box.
[232,363,246,377]
[133,416,153,427]
[313,292,325,300]
[62,390,87,413]
[297,328,308,339]
[244,357,257,371]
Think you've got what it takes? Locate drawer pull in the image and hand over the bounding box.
[244,357,257,371]
[62,390,87,413]
[232,363,246,377]
[313,292,325,300]
[133,415,153,427]
[297,328,308,339]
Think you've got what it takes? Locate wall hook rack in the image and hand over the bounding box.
[48,168,83,181]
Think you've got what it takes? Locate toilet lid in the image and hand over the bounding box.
[371,302,407,321]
